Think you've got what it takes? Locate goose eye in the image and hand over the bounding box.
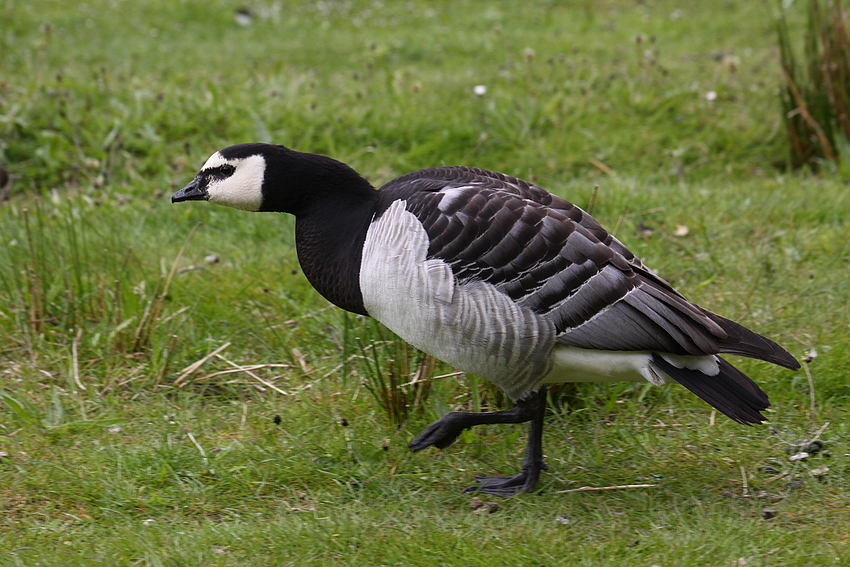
[220,164,235,176]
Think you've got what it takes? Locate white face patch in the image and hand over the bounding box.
[201,152,266,212]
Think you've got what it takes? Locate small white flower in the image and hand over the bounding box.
[473,85,487,96]
[235,9,252,26]
[142,519,155,526]
[705,91,717,101]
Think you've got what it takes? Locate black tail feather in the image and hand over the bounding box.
[705,311,801,371]
[651,354,770,425]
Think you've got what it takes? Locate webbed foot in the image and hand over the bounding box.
[462,460,547,495]
[408,412,469,451]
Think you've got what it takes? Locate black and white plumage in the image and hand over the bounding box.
[173,143,800,495]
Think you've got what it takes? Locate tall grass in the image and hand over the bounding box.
[351,318,438,427]
[0,193,206,397]
[0,205,193,352]
[776,0,850,170]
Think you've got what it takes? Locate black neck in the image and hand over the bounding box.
[293,185,378,316]
[260,147,375,216]
[255,146,378,314]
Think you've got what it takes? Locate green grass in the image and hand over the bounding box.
[776,0,850,170]
[2,0,850,565]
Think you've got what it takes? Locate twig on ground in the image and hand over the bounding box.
[71,328,85,391]
[194,364,290,381]
[176,264,205,274]
[807,421,831,444]
[554,484,657,494]
[588,157,616,176]
[214,353,291,396]
[291,348,311,375]
[173,342,231,386]
[186,430,210,471]
[765,471,792,483]
[399,370,464,388]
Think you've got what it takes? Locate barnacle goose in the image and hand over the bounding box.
[173,143,800,495]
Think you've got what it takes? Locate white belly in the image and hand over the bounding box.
[545,346,661,384]
[544,347,721,386]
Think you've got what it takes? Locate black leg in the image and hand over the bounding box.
[409,387,548,495]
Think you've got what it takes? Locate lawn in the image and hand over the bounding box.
[2,0,850,565]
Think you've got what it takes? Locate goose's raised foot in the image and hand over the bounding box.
[408,412,472,452]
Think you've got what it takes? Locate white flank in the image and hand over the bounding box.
[545,347,661,385]
[360,200,555,401]
[660,353,720,376]
[203,153,266,212]
[546,347,721,386]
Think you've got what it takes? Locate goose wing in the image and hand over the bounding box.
[378,166,798,369]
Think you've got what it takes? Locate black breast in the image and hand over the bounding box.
[294,199,375,316]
